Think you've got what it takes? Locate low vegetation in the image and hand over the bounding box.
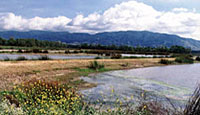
[16,56,27,61]
[0,80,176,115]
[1,55,51,61]
[111,54,122,59]
[0,57,197,114]
[88,61,105,71]
[159,59,173,64]
[0,79,83,114]
[1,79,200,114]
[175,55,194,64]
[184,84,200,114]
[159,55,194,64]
[3,57,11,61]
[38,55,51,60]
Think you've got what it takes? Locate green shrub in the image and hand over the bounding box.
[38,55,51,60]
[65,50,70,54]
[16,56,27,61]
[32,49,41,53]
[175,56,194,64]
[88,61,104,70]
[111,54,122,59]
[95,56,102,59]
[159,59,173,64]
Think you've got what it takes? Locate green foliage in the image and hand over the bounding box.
[111,54,122,59]
[0,80,83,114]
[69,44,191,54]
[16,56,27,61]
[0,37,67,48]
[38,55,51,60]
[32,48,42,53]
[95,56,102,59]
[88,61,105,71]
[159,59,173,64]
[169,45,191,54]
[175,55,194,64]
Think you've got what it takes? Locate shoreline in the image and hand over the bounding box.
[0,58,175,90]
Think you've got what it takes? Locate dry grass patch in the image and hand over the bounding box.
[0,58,174,90]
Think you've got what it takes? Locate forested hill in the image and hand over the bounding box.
[0,30,200,50]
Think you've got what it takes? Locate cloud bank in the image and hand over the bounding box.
[0,1,200,40]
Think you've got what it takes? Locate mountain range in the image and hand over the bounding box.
[0,30,200,50]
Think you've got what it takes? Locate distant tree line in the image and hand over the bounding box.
[0,37,67,48]
[0,37,191,54]
[68,44,191,54]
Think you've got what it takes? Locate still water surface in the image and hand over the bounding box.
[0,54,96,60]
[81,64,200,107]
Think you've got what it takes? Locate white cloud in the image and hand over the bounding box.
[0,1,200,40]
[0,13,71,31]
[172,8,188,12]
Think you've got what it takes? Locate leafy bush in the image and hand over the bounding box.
[175,56,194,64]
[111,54,122,59]
[32,49,42,53]
[65,50,70,54]
[95,56,102,59]
[88,61,104,70]
[16,56,27,61]
[38,55,51,60]
[159,59,173,64]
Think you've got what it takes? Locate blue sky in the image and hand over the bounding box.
[0,0,199,18]
[0,0,200,40]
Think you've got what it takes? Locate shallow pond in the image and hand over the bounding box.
[121,54,168,58]
[0,54,97,60]
[81,63,200,107]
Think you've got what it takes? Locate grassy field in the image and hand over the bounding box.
[0,58,174,90]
